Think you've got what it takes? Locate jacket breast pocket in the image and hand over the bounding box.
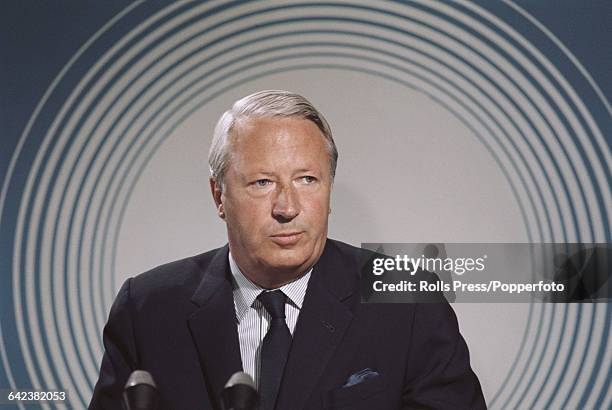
[323,374,388,409]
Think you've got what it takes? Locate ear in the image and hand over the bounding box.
[209,177,225,219]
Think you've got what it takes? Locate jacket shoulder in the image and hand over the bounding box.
[326,238,376,266]
[325,238,384,275]
[326,238,364,258]
[127,246,224,305]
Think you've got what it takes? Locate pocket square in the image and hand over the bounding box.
[342,368,380,387]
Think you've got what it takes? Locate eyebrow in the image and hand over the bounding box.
[247,171,276,177]
[246,169,316,177]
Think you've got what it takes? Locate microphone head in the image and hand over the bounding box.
[125,370,157,389]
[123,370,159,410]
[223,372,258,410]
[225,372,256,389]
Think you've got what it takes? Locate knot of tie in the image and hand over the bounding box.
[257,290,287,320]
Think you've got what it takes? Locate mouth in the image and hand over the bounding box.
[270,231,304,246]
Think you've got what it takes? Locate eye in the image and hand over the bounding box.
[254,179,272,187]
[300,175,317,184]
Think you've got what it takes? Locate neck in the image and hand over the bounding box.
[229,252,310,289]
[242,266,308,290]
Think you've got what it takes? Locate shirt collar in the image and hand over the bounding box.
[229,251,311,321]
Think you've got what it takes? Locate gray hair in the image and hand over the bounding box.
[208,90,338,189]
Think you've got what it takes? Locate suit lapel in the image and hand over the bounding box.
[275,241,356,410]
[187,245,242,410]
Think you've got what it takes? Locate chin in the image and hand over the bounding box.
[265,249,311,270]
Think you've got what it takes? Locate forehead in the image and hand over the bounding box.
[228,116,329,170]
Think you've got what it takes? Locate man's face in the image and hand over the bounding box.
[212,116,332,286]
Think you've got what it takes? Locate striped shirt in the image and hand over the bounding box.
[229,252,311,389]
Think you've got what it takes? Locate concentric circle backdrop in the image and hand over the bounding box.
[1,1,610,409]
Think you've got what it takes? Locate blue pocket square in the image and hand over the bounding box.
[342,368,380,387]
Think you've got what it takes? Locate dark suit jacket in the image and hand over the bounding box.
[89,239,486,409]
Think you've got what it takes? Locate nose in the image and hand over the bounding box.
[272,183,300,221]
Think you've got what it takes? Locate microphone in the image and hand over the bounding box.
[123,370,159,410]
[222,371,258,410]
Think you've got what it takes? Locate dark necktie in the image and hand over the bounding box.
[257,290,292,410]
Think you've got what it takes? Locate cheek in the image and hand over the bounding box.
[303,195,330,228]
[226,198,271,234]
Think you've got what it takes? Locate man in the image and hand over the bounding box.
[90,90,486,409]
